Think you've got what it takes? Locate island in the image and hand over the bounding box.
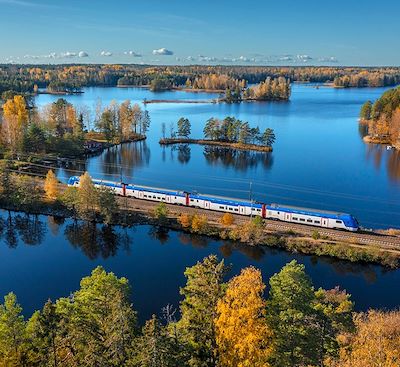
[359,86,400,149]
[159,117,275,152]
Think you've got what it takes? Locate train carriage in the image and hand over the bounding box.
[67,176,359,232]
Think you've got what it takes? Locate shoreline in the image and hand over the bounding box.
[159,138,273,152]
[1,189,398,268]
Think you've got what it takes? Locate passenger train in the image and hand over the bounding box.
[67,176,359,232]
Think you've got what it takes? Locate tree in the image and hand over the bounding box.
[313,287,354,365]
[215,267,273,367]
[360,100,372,121]
[23,123,47,153]
[0,292,26,365]
[154,202,169,225]
[140,110,151,135]
[119,100,135,140]
[55,266,137,367]
[178,255,228,367]
[76,172,98,220]
[266,260,318,367]
[133,315,178,367]
[261,128,276,147]
[178,213,192,228]
[177,117,191,138]
[96,109,117,143]
[44,170,59,201]
[97,186,118,224]
[336,310,400,367]
[191,214,208,233]
[2,95,29,151]
[220,213,234,226]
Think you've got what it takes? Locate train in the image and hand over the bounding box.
[67,176,360,232]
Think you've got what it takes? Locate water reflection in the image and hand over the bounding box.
[203,146,274,171]
[64,221,132,259]
[100,141,151,178]
[365,144,400,182]
[0,213,46,247]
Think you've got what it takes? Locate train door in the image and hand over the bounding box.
[204,201,210,210]
[285,213,291,222]
[239,206,245,215]
[138,191,144,199]
[166,195,171,203]
[322,217,329,227]
[122,184,126,197]
[185,193,190,206]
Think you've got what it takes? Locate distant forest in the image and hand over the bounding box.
[0,65,399,96]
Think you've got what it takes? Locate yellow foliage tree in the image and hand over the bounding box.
[191,214,208,233]
[77,171,98,218]
[215,267,273,367]
[2,95,29,151]
[336,310,400,367]
[220,213,234,226]
[44,170,59,201]
[178,213,192,228]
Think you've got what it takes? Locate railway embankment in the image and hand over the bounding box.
[2,188,399,268]
[159,138,273,152]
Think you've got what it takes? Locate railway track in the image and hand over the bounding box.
[118,197,400,251]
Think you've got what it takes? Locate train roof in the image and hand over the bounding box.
[193,193,261,207]
[268,203,352,217]
[127,184,186,196]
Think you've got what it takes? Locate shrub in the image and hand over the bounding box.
[312,230,320,240]
[178,213,192,228]
[220,213,234,226]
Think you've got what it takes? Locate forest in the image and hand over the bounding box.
[0,94,150,156]
[1,65,399,97]
[359,86,400,147]
[0,255,398,367]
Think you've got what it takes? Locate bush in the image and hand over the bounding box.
[191,214,208,233]
[312,230,320,240]
[178,213,192,228]
[220,213,234,226]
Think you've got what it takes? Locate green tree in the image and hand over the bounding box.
[55,266,137,367]
[76,172,98,220]
[97,186,118,224]
[360,100,372,121]
[0,292,26,365]
[266,260,318,367]
[313,287,354,364]
[177,117,191,138]
[154,202,169,225]
[96,109,117,143]
[178,255,228,367]
[132,314,179,367]
[140,110,151,135]
[23,123,47,153]
[261,128,276,147]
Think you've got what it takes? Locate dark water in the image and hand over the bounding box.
[36,85,400,230]
[0,211,399,323]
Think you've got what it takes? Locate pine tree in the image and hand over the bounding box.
[177,117,191,138]
[266,260,319,367]
[0,292,26,365]
[178,255,228,367]
[215,267,273,367]
[360,100,372,120]
[44,170,59,201]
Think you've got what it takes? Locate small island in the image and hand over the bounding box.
[359,86,400,149]
[159,117,275,152]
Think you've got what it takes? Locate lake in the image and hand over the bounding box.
[10,84,396,321]
[0,211,399,323]
[35,84,400,230]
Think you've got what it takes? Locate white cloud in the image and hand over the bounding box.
[296,54,313,62]
[78,51,89,58]
[61,51,77,58]
[124,50,141,57]
[100,50,113,57]
[152,48,173,55]
[318,56,338,63]
[198,55,217,62]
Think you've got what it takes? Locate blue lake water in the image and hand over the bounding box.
[36,84,400,229]
[0,212,399,323]
[2,84,396,320]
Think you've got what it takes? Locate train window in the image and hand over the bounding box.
[144,195,147,198]
[293,217,298,220]
[307,219,312,223]
[234,208,238,212]
[314,220,320,224]
[300,218,305,222]
[190,199,194,202]
[336,220,342,224]
[219,206,224,209]
[278,212,280,214]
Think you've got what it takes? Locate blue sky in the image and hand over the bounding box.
[1,0,399,66]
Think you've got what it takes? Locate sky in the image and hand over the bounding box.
[0,0,399,66]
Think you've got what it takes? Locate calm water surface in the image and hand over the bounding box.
[36,85,400,229]
[0,212,399,323]
[16,85,398,320]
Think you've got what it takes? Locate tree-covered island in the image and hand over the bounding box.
[159,116,276,152]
